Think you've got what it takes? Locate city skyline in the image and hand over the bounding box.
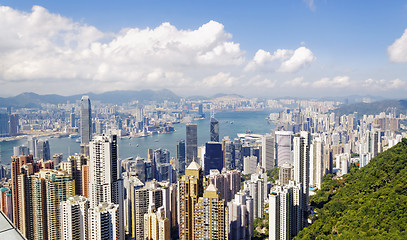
[0,1,407,98]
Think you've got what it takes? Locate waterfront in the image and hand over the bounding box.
[0,110,276,164]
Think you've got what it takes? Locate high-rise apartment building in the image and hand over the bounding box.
[9,113,19,137]
[310,137,323,189]
[88,202,123,240]
[186,124,197,166]
[80,96,92,155]
[193,184,228,240]
[60,195,89,240]
[144,206,170,240]
[11,154,34,228]
[60,154,87,196]
[293,131,310,226]
[227,190,254,240]
[210,117,219,142]
[32,169,74,240]
[178,161,204,240]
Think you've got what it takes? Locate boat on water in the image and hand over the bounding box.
[69,134,80,138]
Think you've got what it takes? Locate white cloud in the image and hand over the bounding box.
[244,75,276,88]
[283,76,309,87]
[303,0,316,11]
[312,76,350,88]
[363,78,407,91]
[202,72,237,88]
[245,47,315,73]
[0,6,246,94]
[388,29,407,62]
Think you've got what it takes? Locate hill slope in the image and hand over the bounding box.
[333,99,407,116]
[296,139,407,239]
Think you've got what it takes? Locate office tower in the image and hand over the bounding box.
[32,169,74,240]
[70,112,75,128]
[177,140,186,175]
[28,137,37,156]
[80,96,92,155]
[293,131,310,226]
[279,163,293,186]
[11,154,34,227]
[243,156,257,175]
[228,191,254,240]
[144,206,170,240]
[88,202,123,240]
[0,112,9,137]
[198,104,203,116]
[234,138,243,171]
[310,137,323,189]
[186,124,197,166]
[223,138,235,170]
[35,139,50,161]
[13,145,29,156]
[60,196,89,240]
[61,154,88,196]
[178,161,204,240]
[204,142,223,175]
[210,117,219,142]
[89,135,120,207]
[269,181,303,240]
[95,120,104,135]
[193,184,228,240]
[9,113,19,136]
[262,133,275,170]
[275,131,293,166]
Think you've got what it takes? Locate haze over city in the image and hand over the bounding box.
[1,1,407,98]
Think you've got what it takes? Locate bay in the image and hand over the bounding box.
[0,110,275,164]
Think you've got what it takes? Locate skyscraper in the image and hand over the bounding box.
[88,202,123,240]
[9,113,19,137]
[204,142,223,175]
[293,131,310,226]
[310,137,323,189]
[262,133,275,170]
[144,206,170,240]
[178,161,204,240]
[89,135,120,208]
[275,131,293,166]
[177,140,186,175]
[210,117,219,142]
[60,195,89,240]
[186,124,197,166]
[80,96,92,155]
[193,184,228,240]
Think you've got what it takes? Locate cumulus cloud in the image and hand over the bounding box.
[202,72,237,88]
[0,5,247,94]
[312,76,350,88]
[388,29,407,62]
[283,76,309,87]
[363,78,407,91]
[244,75,276,88]
[245,47,315,73]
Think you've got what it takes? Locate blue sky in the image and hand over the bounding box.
[1,0,407,98]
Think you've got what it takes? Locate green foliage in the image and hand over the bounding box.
[296,139,407,239]
[266,167,279,183]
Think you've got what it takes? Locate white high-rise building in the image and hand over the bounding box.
[89,135,124,239]
[269,181,303,240]
[88,202,124,240]
[243,156,257,175]
[228,191,254,240]
[293,131,310,225]
[310,137,324,189]
[60,196,89,240]
[262,134,275,170]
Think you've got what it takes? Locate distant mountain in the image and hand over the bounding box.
[0,89,180,108]
[211,93,244,99]
[296,139,407,239]
[333,99,407,116]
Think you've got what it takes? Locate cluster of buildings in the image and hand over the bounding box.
[0,94,406,240]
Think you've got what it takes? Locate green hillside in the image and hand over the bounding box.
[296,139,407,239]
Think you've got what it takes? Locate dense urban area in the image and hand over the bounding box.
[0,93,405,239]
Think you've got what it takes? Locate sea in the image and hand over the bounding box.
[0,110,276,164]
